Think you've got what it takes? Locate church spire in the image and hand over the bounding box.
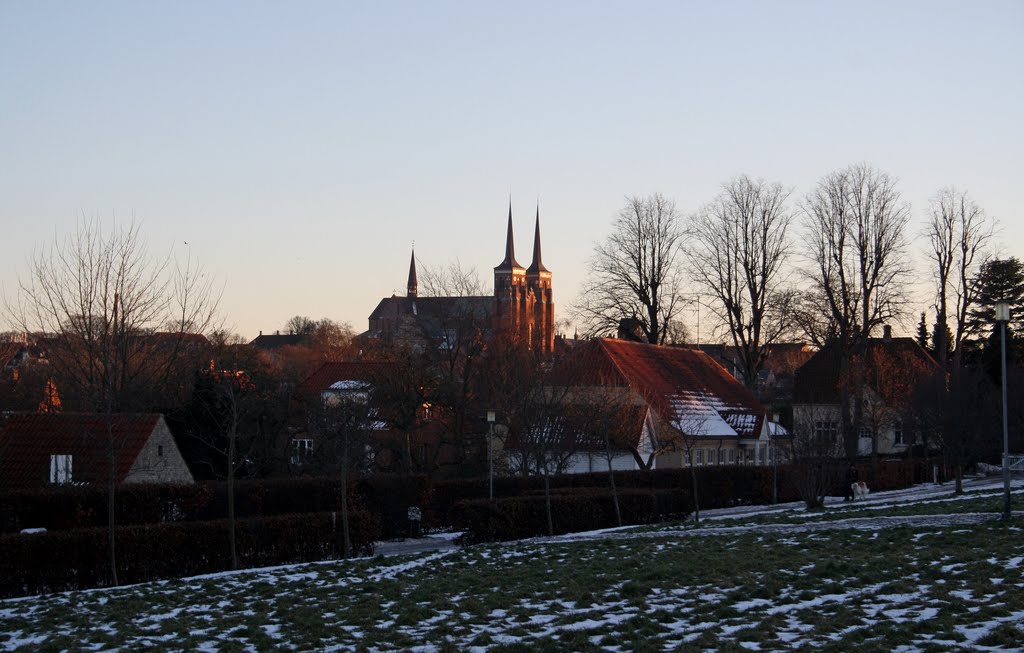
[406,248,418,298]
[494,199,522,271]
[526,203,548,274]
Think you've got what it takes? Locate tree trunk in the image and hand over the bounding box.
[542,458,553,536]
[404,430,413,475]
[689,463,701,525]
[341,438,352,558]
[228,422,238,571]
[605,435,622,528]
[955,463,963,495]
[106,416,118,587]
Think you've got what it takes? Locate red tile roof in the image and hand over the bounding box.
[506,404,650,453]
[557,339,766,438]
[793,337,940,405]
[0,413,162,490]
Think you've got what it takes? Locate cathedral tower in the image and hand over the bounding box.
[525,205,554,353]
[493,201,527,337]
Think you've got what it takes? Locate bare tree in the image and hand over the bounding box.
[284,315,317,336]
[802,163,912,346]
[802,164,911,459]
[688,175,796,388]
[8,218,217,585]
[420,259,487,297]
[790,406,846,509]
[311,384,374,558]
[924,187,994,369]
[791,288,840,348]
[575,194,687,344]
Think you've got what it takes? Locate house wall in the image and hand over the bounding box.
[125,418,194,485]
[506,451,640,475]
[792,403,909,457]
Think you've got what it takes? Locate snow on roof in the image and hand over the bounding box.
[668,391,770,438]
[767,421,789,437]
[328,380,371,391]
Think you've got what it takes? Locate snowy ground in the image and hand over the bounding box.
[2,478,1023,651]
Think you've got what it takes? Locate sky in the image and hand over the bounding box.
[1,1,1021,341]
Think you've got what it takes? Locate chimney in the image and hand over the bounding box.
[617,318,645,342]
[883,325,892,342]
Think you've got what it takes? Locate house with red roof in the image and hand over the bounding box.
[296,361,452,473]
[0,413,193,490]
[521,338,786,472]
[792,326,941,457]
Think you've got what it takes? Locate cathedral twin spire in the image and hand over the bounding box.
[495,199,545,275]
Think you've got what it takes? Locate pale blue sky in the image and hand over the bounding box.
[2,1,1021,340]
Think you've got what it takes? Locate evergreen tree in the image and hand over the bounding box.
[968,257,1024,337]
[916,312,930,351]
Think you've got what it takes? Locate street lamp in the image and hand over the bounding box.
[995,301,1011,520]
[487,410,496,501]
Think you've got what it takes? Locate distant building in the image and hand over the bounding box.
[364,203,555,354]
[0,413,193,490]
[517,338,787,473]
[792,326,941,456]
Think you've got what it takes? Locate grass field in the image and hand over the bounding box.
[2,480,1023,652]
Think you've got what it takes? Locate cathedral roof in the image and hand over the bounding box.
[494,202,524,273]
[526,206,549,275]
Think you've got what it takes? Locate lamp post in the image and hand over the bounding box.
[487,410,496,501]
[995,301,1011,520]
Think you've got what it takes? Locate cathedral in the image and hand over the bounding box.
[365,204,554,353]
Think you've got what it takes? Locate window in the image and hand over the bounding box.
[814,421,839,441]
[684,450,691,465]
[708,448,716,465]
[893,422,905,445]
[158,445,164,457]
[728,449,735,464]
[696,449,704,465]
[290,439,314,465]
[50,454,72,484]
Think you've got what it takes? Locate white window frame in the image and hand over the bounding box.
[290,438,314,465]
[50,454,72,484]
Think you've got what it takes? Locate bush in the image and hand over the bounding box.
[0,483,212,534]
[0,509,381,598]
[450,489,690,543]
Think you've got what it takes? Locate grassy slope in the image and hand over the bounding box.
[2,487,1023,652]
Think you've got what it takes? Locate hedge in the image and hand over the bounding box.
[450,489,690,543]
[0,474,431,538]
[0,509,380,598]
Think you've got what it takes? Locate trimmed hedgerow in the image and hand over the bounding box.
[0,483,213,534]
[0,509,380,598]
[450,489,690,543]
[0,474,432,535]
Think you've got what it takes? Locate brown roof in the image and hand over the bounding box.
[793,337,940,404]
[249,333,307,350]
[506,404,649,453]
[557,339,766,438]
[0,413,162,490]
[297,361,394,396]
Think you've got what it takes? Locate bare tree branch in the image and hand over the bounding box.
[687,175,795,387]
[574,194,687,344]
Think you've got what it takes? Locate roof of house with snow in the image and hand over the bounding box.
[555,338,767,439]
[297,361,394,397]
[505,404,651,453]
